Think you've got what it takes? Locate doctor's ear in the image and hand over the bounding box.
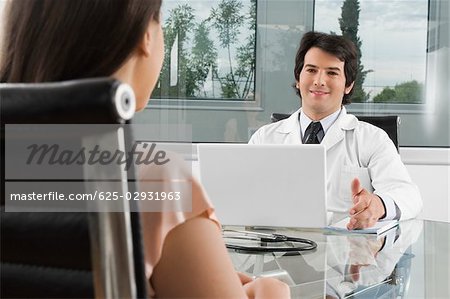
[345,81,355,94]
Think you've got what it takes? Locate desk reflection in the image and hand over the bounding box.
[227,220,424,299]
[325,220,422,298]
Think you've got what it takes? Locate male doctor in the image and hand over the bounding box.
[249,32,422,229]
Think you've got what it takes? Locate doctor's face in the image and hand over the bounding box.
[297,47,354,120]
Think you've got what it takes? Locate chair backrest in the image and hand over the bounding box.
[355,115,400,151]
[270,112,400,151]
[1,78,148,298]
[270,112,291,123]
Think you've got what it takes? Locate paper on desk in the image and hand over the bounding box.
[327,217,398,235]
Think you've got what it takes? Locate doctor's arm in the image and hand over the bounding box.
[348,130,422,229]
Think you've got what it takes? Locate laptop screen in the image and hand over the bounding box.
[198,144,327,228]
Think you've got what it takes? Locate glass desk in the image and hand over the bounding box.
[226,220,450,298]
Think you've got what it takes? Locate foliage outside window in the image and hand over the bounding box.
[315,0,427,104]
[151,0,257,101]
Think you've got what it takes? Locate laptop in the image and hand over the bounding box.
[197,144,327,228]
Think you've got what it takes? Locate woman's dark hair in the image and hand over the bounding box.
[293,31,358,104]
[0,0,162,83]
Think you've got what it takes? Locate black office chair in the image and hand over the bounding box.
[1,78,148,298]
[270,113,292,123]
[270,112,400,151]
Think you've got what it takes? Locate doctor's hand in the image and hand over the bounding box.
[347,178,386,230]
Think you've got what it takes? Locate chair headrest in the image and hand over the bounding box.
[0,78,135,124]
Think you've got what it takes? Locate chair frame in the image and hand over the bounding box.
[1,78,147,298]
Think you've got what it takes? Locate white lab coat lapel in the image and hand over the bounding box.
[274,109,303,144]
[321,107,356,151]
[271,107,358,147]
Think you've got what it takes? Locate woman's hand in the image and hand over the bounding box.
[242,276,290,299]
[237,272,254,285]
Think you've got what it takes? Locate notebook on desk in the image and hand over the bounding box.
[197,144,327,228]
[327,217,399,236]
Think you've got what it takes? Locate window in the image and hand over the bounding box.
[313,0,449,147]
[140,0,448,147]
[152,0,257,102]
[315,0,428,105]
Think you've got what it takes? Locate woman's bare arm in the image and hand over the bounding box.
[151,215,247,298]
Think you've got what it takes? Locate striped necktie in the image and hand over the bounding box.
[303,121,323,144]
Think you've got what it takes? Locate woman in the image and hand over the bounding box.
[0,0,290,298]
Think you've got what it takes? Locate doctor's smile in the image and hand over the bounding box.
[310,90,331,96]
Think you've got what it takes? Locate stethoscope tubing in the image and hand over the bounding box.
[223,231,318,253]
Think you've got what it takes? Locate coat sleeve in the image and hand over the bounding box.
[361,126,422,220]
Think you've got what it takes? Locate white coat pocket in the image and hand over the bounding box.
[339,166,373,202]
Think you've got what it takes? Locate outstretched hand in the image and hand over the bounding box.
[347,178,386,230]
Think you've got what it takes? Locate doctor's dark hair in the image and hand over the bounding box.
[293,31,358,104]
[0,0,162,83]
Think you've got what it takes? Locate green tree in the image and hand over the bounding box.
[210,0,244,98]
[187,21,218,97]
[154,4,195,98]
[234,0,256,100]
[373,87,396,103]
[339,0,372,102]
[373,80,423,103]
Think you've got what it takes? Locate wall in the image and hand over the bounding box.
[401,147,450,222]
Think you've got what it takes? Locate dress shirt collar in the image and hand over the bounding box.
[299,107,342,139]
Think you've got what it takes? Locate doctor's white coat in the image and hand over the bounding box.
[249,107,422,221]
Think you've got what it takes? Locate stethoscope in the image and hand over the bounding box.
[223,229,317,254]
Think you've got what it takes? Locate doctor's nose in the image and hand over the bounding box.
[313,72,326,86]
